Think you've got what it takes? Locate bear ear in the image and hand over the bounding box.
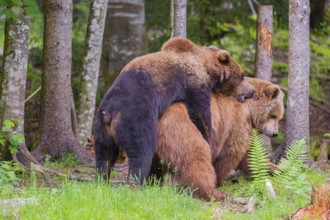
[217,50,230,64]
[266,85,280,99]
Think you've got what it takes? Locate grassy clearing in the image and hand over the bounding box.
[1,179,211,220]
[0,168,328,219]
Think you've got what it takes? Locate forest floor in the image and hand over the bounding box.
[22,153,330,220]
[1,156,329,219]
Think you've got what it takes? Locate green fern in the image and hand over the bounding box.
[273,138,308,184]
[247,129,270,182]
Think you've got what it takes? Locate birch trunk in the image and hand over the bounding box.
[0,15,30,161]
[77,0,108,147]
[101,0,147,83]
[32,0,93,165]
[170,0,187,38]
[255,5,274,158]
[286,0,310,151]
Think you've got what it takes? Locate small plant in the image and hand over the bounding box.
[0,160,21,186]
[247,129,270,183]
[0,119,25,154]
[273,138,309,185]
[247,131,311,202]
[58,154,81,167]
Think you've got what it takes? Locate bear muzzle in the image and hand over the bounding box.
[237,89,255,103]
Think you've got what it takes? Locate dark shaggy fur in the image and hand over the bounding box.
[94,37,255,185]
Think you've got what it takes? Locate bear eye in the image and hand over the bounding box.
[270,115,277,119]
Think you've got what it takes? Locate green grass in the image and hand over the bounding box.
[1,180,211,220]
[220,170,328,219]
[0,168,328,219]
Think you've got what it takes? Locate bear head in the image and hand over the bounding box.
[162,37,255,102]
[246,77,285,138]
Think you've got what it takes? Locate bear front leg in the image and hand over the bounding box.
[214,155,242,187]
[185,89,212,144]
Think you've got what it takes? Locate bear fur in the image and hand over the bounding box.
[152,77,284,201]
[94,37,255,185]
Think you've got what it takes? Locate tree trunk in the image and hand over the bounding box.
[255,5,273,82]
[170,0,187,38]
[32,0,93,165]
[317,139,329,161]
[77,0,108,147]
[285,0,310,153]
[310,0,328,28]
[0,14,30,161]
[255,5,274,159]
[101,0,147,87]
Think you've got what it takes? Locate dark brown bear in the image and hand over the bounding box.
[94,37,255,187]
[153,78,284,201]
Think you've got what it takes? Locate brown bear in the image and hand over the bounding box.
[94,37,255,186]
[152,77,284,201]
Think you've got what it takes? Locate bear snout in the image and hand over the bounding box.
[272,132,278,138]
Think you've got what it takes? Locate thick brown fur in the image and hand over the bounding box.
[94,37,255,185]
[153,77,284,201]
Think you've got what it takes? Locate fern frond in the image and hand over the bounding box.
[247,129,270,182]
[273,138,308,185]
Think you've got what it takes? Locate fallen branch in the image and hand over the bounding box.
[24,86,41,103]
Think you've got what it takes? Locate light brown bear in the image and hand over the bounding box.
[152,77,284,201]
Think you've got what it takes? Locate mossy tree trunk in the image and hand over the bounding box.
[285,0,310,155]
[0,14,30,161]
[170,0,187,38]
[32,0,93,165]
[101,0,147,88]
[77,0,108,147]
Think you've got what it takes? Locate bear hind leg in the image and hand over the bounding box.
[95,137,119,182]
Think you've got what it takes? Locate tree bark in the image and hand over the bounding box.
[77,0,108,147]
[101,0,147,85]
[170,0,187,38]
[32,0,93,165]
[255,5,273,82]
[255,5,274,158]
[317,139,329,161]
[310,0,328,28]
[285,0,310,152]
[0,14,30,161]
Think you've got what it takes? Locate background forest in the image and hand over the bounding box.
[1,0,329,157]
[0,0,330,219]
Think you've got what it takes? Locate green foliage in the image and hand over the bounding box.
[247,130,270,183]
[0,0,40,19]
[324,133,330,137]
[283,173,311,201]
[0,160,21,186]
[248,132,312,205]
[273,138,309,185]
[0,119,25,154]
